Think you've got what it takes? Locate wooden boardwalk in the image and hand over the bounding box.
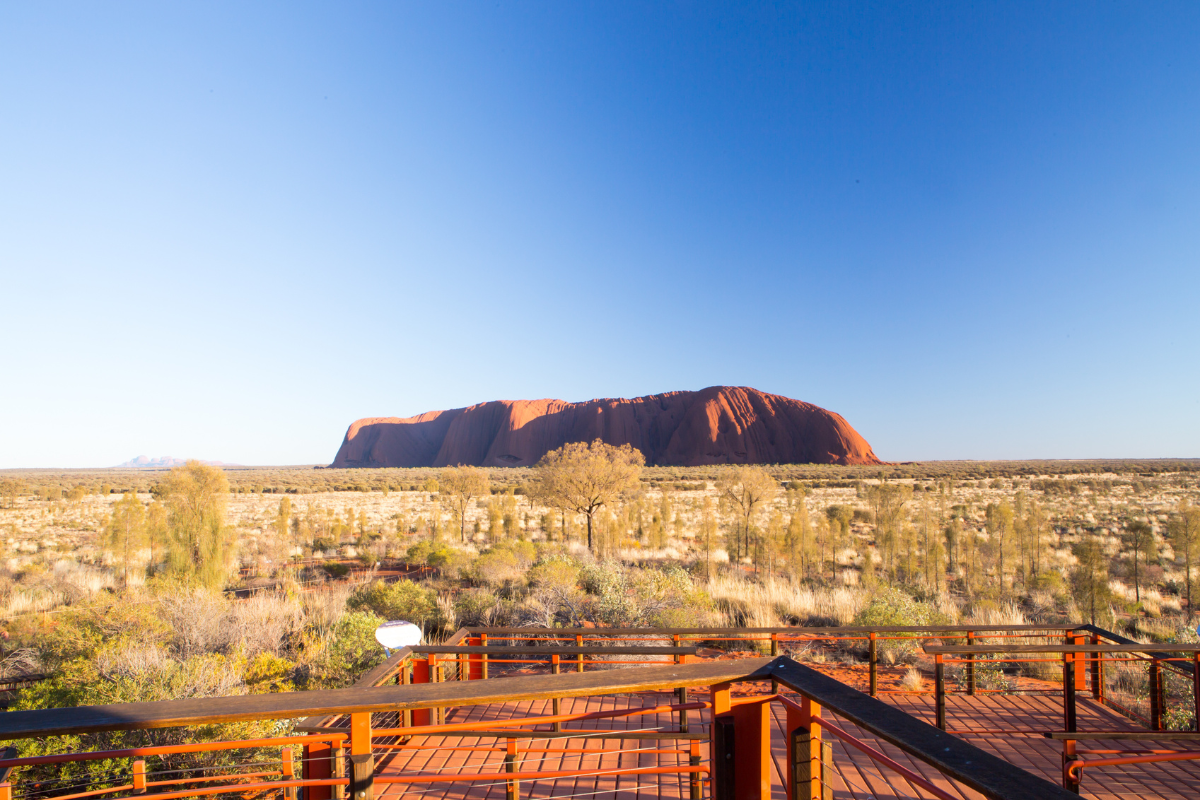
[374,686,1200,800]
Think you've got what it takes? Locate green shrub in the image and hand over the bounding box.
[320,561,349,578]
[454,589,500,626]
[317,610,387,687]
[347,579,438,625]
[852,587,952,659]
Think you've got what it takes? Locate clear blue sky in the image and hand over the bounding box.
[2,2,1198,468]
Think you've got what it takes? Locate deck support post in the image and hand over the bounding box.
[868,632,878,697]
[1194,653,1200,731]
[771,633,780,694]
[965,631,976,696]
[688,739,702,800]
[349,712,373,800]
[332,742,346,800]
[282,748,298,800]
[131,760,146,794]
[551,655,562,731]
[505,738,519,800]
[411,657,431,727]
[710,680,735,800]
[675,646,689,733]
[575,634,584,672]
[934,654,946,730]
[732,697,772,800]
[1090,634,1103,702]
[790,695,831,800]
[1062,655,1077,734]
[1061,738,1080,794]
[1148,657,1164,731]
[480,633,490,680]
[1069,634,1087,691]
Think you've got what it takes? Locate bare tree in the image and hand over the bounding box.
[439,465,490,543]
[531,440,644,552]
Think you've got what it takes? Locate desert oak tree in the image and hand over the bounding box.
[160,461,234,589]
[717,465,777,562]
[532,439,644,551]
[439,465,490,543]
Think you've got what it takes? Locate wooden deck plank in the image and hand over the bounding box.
[377,685,1199,800]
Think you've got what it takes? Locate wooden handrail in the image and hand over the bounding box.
[761,657,1077,800]
[1076,622,1197,677]
[926,644,1200,654]
[465,624,1084,635]
[408,646,697,656]
[0,658,773,741]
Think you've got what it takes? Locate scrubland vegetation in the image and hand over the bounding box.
[2,454,1200,766]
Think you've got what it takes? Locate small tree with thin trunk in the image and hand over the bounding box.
[438,465,489,543]
[1071,536,1112,625]
[1124,518,1154,603]
[717,466,777,563]
[1169,501,1200,620]
[106,492,146,588]
[531,440,644,552]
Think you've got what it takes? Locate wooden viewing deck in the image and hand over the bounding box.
[370,686,1200,800]
[2,624,1198,800]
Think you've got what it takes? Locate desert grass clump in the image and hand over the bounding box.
[901,668,924,692]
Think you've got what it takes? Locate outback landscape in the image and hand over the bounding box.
[4,449,1200,693]
[4,6,1198,797]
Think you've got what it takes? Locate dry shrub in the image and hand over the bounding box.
[706,575,868,627]
[901,668,924,692]
[302,582,356,635]
[223,593,303,657]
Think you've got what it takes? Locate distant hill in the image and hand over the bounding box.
[112,456,238,469]
[332,386,882,468]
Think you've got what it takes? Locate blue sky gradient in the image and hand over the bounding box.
[2,2,1198,467]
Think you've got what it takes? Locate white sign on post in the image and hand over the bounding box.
[375,620,423,654]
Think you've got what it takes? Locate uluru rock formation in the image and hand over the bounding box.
[331,387,881,468]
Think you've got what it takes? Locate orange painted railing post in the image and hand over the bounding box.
[551,654,562,731]
[1070,633,1087,691]
[674,644,690,733]
[469,636,485,681]
[481,633,490,680]
[411,656,432,727]
[304,739,334,800]
[0,783,11,800]
[505,738,519,800]
[790,695,830,800]
[131,760,146,794]
[349,712,374,800]
[710,683,734,800]
[733,697,772,800]
[282,747,298,800]
[1061,737,1080,793]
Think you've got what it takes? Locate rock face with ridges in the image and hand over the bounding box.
[331,387,881,468]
